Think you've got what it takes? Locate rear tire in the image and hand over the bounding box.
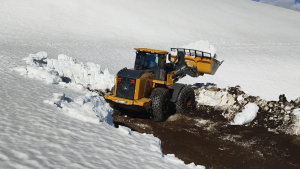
[176,86,195,114]
[150,87,170,122]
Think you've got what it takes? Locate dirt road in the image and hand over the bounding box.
[113,108,300,169]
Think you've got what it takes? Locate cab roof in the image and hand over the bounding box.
[135,48,168,54]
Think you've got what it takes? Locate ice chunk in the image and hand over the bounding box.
[232,103,259,125]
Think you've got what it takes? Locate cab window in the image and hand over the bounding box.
[144,53,158,69]
[135,52,159,70]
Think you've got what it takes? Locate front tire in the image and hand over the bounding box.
[150,87,170,122]
[176,86,195,114]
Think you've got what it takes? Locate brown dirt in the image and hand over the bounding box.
[113,108,300,169]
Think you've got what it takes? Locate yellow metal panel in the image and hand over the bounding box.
[166,74,174,88]
[135,48,168,54]
[133,72,152,100]
[104,95,151,108]
[113,76,118,96]
[152,80,166,84]
[144,73,154,98]
[139,72,151,98]
[134,79,140,100]
[134,98,151,107]
[194,57,213,74]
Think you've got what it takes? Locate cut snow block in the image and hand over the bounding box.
[232,103,259,125]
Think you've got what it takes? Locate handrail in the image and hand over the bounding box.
[170,48,212,59]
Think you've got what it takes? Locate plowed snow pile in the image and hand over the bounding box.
[15,51,114,91]
[194,85,300,135]
[44,92,113,125]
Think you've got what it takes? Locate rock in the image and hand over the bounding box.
[284,105,292,111]
[279,94,287,103]
[294,97,300,106]
[268,102,274,108]
[263,106,269,111]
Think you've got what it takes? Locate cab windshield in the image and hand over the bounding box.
[135,52,159,70]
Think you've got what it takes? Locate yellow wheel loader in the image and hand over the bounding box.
[104,48,223,121]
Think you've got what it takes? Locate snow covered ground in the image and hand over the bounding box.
[1,0,300,168]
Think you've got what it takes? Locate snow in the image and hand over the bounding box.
[48,54,115,90]
[15,52,115,90]
[182,41,217,58]
[44,92,114,125]
[292,108,300,135]
[1,0,300,168]
[13,52,63,84]
[232,103,259,125]
[196,88,235,107]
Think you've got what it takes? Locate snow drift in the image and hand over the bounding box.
[14,52,116,124]
[44,92,113,125]
[15,52,115,91]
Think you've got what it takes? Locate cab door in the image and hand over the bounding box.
[154,54,166,81]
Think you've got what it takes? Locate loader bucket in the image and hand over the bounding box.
[170,48,224,75]
[194,57,223,75]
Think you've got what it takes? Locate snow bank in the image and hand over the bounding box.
[44,92,113,125]
[232,103,259,125]
[13,52,62,84]
[47,54,114,90]
[14,52,115,90]
[196,88,235,107]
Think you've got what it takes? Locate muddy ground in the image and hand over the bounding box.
[113,107,300,169]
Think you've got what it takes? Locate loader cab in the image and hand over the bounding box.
[134,48,168,80]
